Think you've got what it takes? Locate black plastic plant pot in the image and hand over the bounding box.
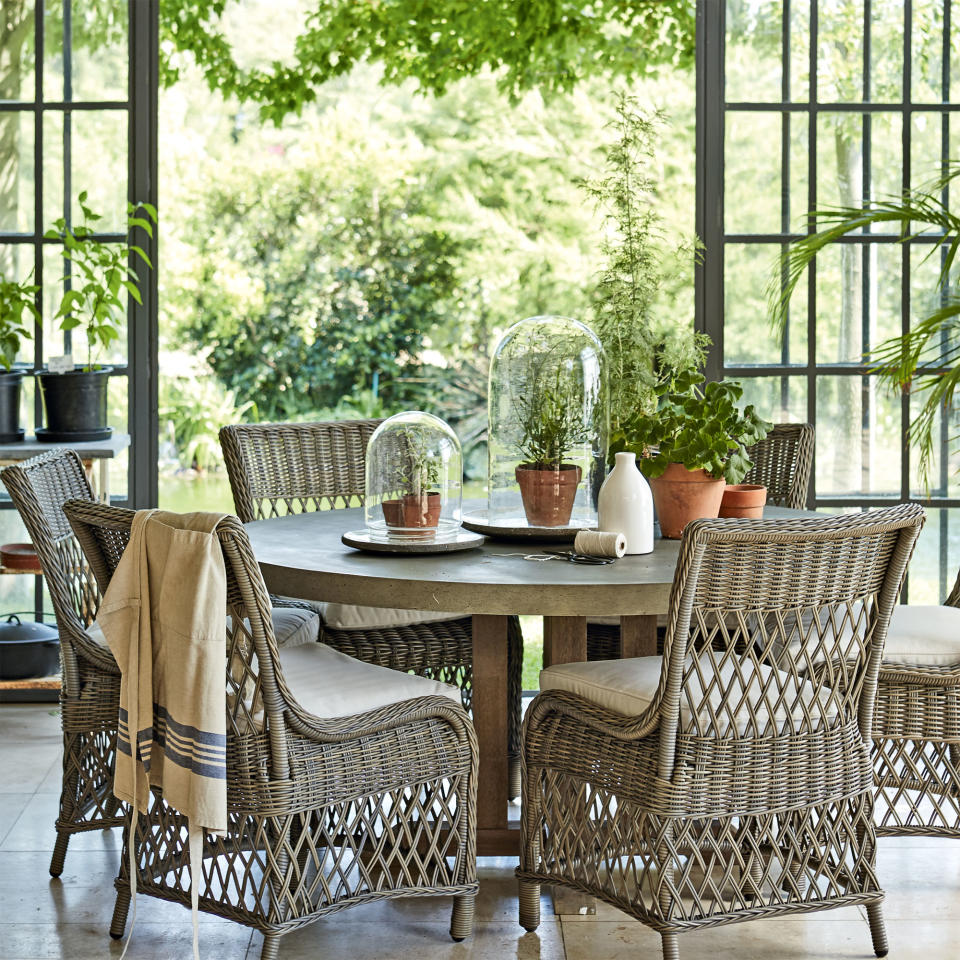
[37,367,113,442]
[0,371,25,443]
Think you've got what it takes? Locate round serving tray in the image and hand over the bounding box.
[341,528,485,554]
[460,513,597,542]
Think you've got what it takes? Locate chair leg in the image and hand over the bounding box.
[110,883,132,940]
[49,830,70,878]
[450,893,475,941]
[867,902,888,958]
[661,932,680,960]
[259,933,281,960]
[508,757,522,803]
[518,879,540,932]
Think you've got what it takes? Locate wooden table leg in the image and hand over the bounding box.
[620,614,658,658]
[472,614,517,856]
[543,616,587,666]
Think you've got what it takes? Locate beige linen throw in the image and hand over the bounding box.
[98,509,228,960]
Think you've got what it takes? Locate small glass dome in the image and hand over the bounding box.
[364,411,463,540]
[487,315,607,529]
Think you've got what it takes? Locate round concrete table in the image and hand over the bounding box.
[245,504,808,856]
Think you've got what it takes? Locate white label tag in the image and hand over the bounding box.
[48,354,75,374]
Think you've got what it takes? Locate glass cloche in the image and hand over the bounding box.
[485,315,607,529]
[364,411,463,540]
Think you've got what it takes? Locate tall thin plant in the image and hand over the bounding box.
[769,165,960,484]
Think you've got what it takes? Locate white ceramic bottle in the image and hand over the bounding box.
[597,451,654,554]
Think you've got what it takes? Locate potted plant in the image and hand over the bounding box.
[578,92,709,464]
[0,273,39,442]
[381,424,443,531]
[514,365,589,527]
[39,192,157,441]
[632,367,771,538]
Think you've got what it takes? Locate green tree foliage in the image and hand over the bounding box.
[160,0,696,123]
[171,133,463,420]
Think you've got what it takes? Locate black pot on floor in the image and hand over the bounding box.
[37,367,113,442]
[0,371,25,443]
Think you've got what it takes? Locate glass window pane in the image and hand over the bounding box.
[107,374,128,500]
[907,509,960,604]
[42,3,65,101]
[788,113,810,229]
[0,243,35,295]
[1,2,36,102]
[817,113,902,210]
[0,113,35,234]
[724,243,808,365]
[912,0,945,103]
[41,111,63,228]
[914,112,946,192]
[817,0,865,102]
[725,112,782,233]
[43,243,66,360]
[790,0,811,102]
[815,375,901,496]
[738,375,808,423]
[72,1,128,102]
[726,0,782,103]
[72,110,127,231]
[869,0,903,102]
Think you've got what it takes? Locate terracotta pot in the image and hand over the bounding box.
[719,483,767,519]
[648,463,726,539]
[515,463,582,527]
[382,492,442,530]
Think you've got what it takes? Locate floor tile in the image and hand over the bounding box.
[0,793,32,845]
[560,917,959,960]
[0,742,58,794]
[0,921,253,960]
[0,705,62,743]
[247,919,564,960]
[1,793,121,853]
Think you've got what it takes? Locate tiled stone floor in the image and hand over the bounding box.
[2,702,959,959]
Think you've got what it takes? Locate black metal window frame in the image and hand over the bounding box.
[0,0,158,508]
[696,0,958,598]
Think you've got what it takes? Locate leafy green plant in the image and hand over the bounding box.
[769,165,960,485]
[45,192,157,371]
[0,272,39,370]
[395,425,441,495]
[632,367,771,484]
[514,365,589,468]
[577,93,706,458]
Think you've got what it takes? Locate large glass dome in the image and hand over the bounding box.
[364,411,463,540]
[485,315,607,529]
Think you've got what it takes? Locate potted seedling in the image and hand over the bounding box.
[39,192,156,440]
[381,424,443,532]
[631,367,771,538]
[514,365,589,527]
[0,273,39,442]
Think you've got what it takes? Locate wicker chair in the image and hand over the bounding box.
[64,500,478,960]
[585,422,817,662]
[742,421,815,509]
[518,505,923,959]
[872,566,960,836]
[0,450,123,877]
[219,419,523,796]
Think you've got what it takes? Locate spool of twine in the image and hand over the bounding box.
[573,530,626,559]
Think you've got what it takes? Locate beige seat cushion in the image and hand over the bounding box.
[309,600,461,632]
[540,655,839,736]
[882,604,960,667]
[89,607,321,650]
[279,642,461,719]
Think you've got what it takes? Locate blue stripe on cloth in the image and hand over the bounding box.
[162,741,227,780]
[154,705,227,748]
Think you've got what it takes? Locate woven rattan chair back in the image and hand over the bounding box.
[743,422,814,509]
[64,500,478,957]
[1,450,103,684]
[0,449,123,876]
[656,506,922,769]
[219,419,383,520]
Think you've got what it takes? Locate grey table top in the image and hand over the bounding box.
[0,433,131,458]
[246,504,814,618]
